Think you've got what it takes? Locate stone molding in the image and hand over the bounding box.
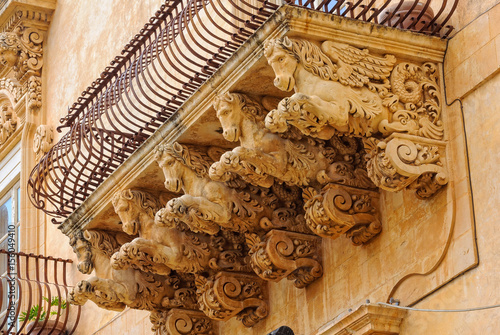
[317,304,407,335]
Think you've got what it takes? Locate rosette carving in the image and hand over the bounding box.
[246,230,322,288]
[195,272,268,327]
[303,184,381,243]
[150,309,215,335]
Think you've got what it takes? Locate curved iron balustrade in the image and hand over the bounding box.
[28,0,459,222]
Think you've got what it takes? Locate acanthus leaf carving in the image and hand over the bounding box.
[303,184,381,243]
[246,230,322,288]
[27,75,42,113]
[195,271,268,327]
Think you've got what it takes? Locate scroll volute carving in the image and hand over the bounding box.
[303,184,381,244]
[196,271,268,327]
[109,189,250,276]
[263,36,447,197]
[150,309,215,335]
[246,230,323,288]
[0,27,43,81]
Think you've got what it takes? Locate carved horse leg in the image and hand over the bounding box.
[158,194,231,235]
[210,147,281,188]
[110,238,173,276]
[68,278,128,311]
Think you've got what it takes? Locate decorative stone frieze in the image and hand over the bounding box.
[246,230,322,288]
[196,271,268,327]
[0,105,17,144]
[33,124,53,157]
[150,309,215,335]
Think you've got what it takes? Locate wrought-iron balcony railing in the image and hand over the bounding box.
[27,0,459,222]
[0,250,80,335]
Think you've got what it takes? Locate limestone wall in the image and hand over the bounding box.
[30,1,500,335]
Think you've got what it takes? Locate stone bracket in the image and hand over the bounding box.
[246,230,323,288]
[150,308,216,335]
[303,184,381,245]
[195,271,268,327]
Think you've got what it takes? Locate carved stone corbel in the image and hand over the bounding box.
[33,124,53,158]
[303,184,381,244]
[150,309,215,335]
[246,230,322,288]
[364,134,448,198]
[196,271,268,327]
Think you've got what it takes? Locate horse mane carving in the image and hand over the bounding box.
[264,37,338,82]
[214,92,266,127]
[112,189,162,219]
[155,142,212,178]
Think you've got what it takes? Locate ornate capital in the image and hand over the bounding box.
[246,230,322,288]
[196,272,268,327]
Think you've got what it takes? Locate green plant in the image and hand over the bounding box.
[18,296,67,322]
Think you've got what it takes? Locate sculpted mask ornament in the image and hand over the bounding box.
[0,105,18,144]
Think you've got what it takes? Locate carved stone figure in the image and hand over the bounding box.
[68,229,198,312]
[0,105,18,144]
[33,124,53,156]
[196,272,268,327]
[246,230,323,288]
[110,189,249,275]
[210,92,373,190]
[263,37,443,141]
[154,142,307,235]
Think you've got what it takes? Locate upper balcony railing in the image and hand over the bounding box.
[28,0,459,222]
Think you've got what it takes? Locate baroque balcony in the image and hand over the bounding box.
[22,1,472,334]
